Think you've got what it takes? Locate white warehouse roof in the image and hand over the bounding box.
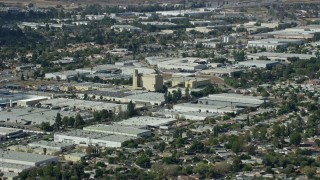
[115,116,177,128]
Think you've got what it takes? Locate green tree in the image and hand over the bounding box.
[40,122,53,132]
[290,132,301,146]
[21,73,25,81]
[62,116,69,127]
[55,113,62,130]
[185,87,190,100]
[314,139,320,147]
[232,156,243,172]
[127,100,136,117]
[74,114,84,128]
[136,154,151,168]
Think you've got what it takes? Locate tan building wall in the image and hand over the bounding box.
[133,69,142,89]
[141,74,163,92]
[64,154,84,162]
[185,79,211,88]
[171,78,210,88]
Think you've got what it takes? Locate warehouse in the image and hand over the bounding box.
[141,22,176,28]
[76,64,120,74]
[80,90,165,106]
[28,140,74,152]
[198,93,268,108]
[157,57,208,71]
[145,56,173,66]
[0,92,47,107]
[115,116,177,128]
[247,52,315,62]
[200,68,243,78]
[41,98,127,113]
[237,60,280,69]
[121,92,165,106]
[173,103,243,114]
[0,107,92,125]
[155,110,217,121]
[54,129,136,148]
[190,20,225,26]
[111,25,142,33]
[83,124,151,137]
[0,162,33,174]
[0,127,24,139]
[45,71,90,81]
[0,150,58,166]
[167,77,211,88]
[247,38,304,50]
[17,96,49,107]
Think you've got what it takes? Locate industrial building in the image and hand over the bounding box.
[198,93,268,108]
[52,57,75,65]
[0,127,24,141]
[28,140,74,152]
[133,69,164,92]
[167,77,211,88]
[190,20,225,26]
[45,71,90,81]
[75,64,120,75]
[0,107,92,125]
[83,124,151,137]
[17,96,49,107]
[237,60,280,69]
[82,90,165,106]
[115,116,177,128]
[0,91,48,108]
[121,92,165,106]
[0,150,58,166]
[41,98,127,113]
[247,52,316,62]
[54,129,137,148]
[200,68,243,77]
[173,103,243,114]
[253,25,320,40]
[140,21,177,28]
[121,67,155,76]
[111,25,142,32]
[155,110,217,121]
[0,150,58,179]
[247,39,304,50]
[64,153,86,162]
[145,56,175,66]
[156,57,208,71]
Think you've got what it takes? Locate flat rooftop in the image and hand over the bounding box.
[28,140,74,148]
[84,90,132,98]
[0,93,46,105]
[0,150,57,163]
[199,93,268,106]
[124,92,165,103]
[248,38,304,43]
[83,124,150,136]
[115,116,177,127]
[0,107,91,125]
[174,103,243,111]
[169,77,210,82]
[0,162,33,170]
[56,129,136,143]
[248,52,316,59]
[204,93,266,101]
[0,127,22,135]
[156,110,218,120]
[42,98,127,111]
[238,60,279,65]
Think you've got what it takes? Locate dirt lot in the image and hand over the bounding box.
[1,0,181,8]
